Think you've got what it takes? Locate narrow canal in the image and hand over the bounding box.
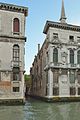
[0,98,80,120]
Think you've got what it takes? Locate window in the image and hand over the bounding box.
[53,48,58,63]
[13,18,20,34]
[40,80,42,89]
[70,49,74,64]
[46,52,49,63]
[53,87,59,96]
[77,37,80,43]
[13,67,20,81]
[77,71,80,84]
[53,71,58,83]
[78,88,80,95]
[13,44,20,62]
[69,36,74,42]
[69,71,75,83]
[53,33,58,39]
[70,87,76,95]
[77,50,80,64]
[13,87,19,92]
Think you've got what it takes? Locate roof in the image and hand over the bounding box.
[43,21,80,34]
[0,2,28,16]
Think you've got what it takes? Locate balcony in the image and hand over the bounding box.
[44,62,62,70]
[67,64,77,68]
[77,64,80,69]
[11,60,22,68]
[50,62,62,68]
[44,62,80,70]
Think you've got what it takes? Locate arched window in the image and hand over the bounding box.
[77,50,80,64]
[53,48,58,63]
[70,49,74,64]
[13,18,20,33]
[13,44,20,62]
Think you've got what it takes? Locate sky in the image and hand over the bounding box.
[0,0,80,74]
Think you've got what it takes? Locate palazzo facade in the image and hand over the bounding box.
[30,0,80,101]
[0,2,28,103]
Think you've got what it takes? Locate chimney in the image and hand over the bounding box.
[38,44,40,52]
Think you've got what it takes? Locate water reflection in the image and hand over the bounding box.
[0,98,80,120]
[0,105,24,120]
[24,99,80,120]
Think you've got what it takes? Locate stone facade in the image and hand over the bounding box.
[0,2,28,103]
[30,0,80,101]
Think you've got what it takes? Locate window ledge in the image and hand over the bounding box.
[12,32,22,36]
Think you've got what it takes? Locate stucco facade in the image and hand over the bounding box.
[0,2,28,103]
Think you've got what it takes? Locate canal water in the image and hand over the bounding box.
[0,98,80,120]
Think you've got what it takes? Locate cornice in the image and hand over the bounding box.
[43,21,80,34]
[0,35,26,42]
[0,2,28,16]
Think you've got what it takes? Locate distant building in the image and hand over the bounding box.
[30,0,80,101]
[0,2,28,103]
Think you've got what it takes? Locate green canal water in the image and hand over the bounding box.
[0,98,80,120]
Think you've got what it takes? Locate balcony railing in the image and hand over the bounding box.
[11,60,22,67]
[44,62,80,70]
[68,64,77,68]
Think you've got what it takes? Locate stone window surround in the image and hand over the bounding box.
[12,17,21,36]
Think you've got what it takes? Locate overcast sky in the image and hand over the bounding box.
[0,0,80,74]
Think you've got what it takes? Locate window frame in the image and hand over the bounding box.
[78,88,80,95]
[70,87,76,95]
[13,18,20,35]
[77,71,80,84]
[53,48,58,63]
[12,67,21,81]
[77,50,80,64]
[13,44,20,62]
[13,87,20,92]
[69,35,74,42]
[69,71,75,83]
[53,71,59,84]
[70,49,74,64]
[53,87,59,96]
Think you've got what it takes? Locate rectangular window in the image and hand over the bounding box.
[13,87,19,92]
[78,71,80,84]
[53,71,58,83]
[78,88,80,95]
[13,67,20,81]
[77,37,80,43]
[13,45,20,63]
[13,73,20,81]
[69,71,75,83]
[70,87,76,95]
[46,52,49,63]
[69,36,74,42]
[70,49,74,64]
[53,33,58,39]
[53,87,59,96]
[53,48,58,63]
[62,70,67,75]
